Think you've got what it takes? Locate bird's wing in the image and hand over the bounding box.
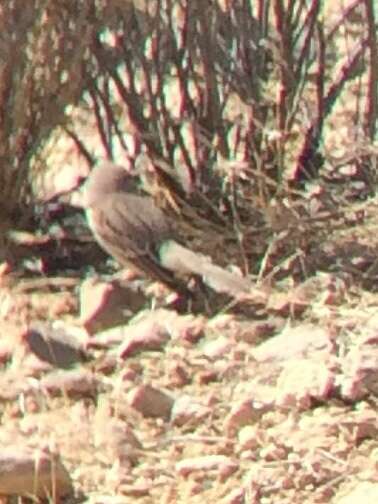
[87,193,188,293]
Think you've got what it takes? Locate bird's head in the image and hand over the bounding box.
[83,161,139,207]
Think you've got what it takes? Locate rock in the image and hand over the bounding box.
[80,277,146,333]
[40,369,98,397]
[128,384,174,419]
[166,362,191,387]
[176,455,238,479]
[339,333,378,400]
[201,336,233,360]
[275,358,335,408]
[23,323,88,369]
[219,487,245,504]
[237,425,259,452]
[333,482,378,504]
[234,318,284,344]
[89,309,204,352]
[252,324,334,362]
[224,399,268,435]
[0,447,72,499]
[118,317,170,358]
[171,395,211,427]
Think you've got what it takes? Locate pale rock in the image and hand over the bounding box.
[237,425,259,452]
[338,334,378,400]
[219,487,245,504]
[176,455,238,478]
[118,318,170,358]
[333,482,378,504]
[252,324,334,362]
[275,358,335,408]
[201,336,233,359]
[171,395,211,427]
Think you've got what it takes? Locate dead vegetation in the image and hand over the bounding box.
[0,0,378,502]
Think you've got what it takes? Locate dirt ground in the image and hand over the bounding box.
[1,190,378,504]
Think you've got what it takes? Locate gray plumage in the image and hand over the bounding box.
[84,162,250,297]
[84,162,186,293]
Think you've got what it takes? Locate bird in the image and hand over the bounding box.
[83,161,251,299]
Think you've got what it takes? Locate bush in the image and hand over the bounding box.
[1,0,376,273]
